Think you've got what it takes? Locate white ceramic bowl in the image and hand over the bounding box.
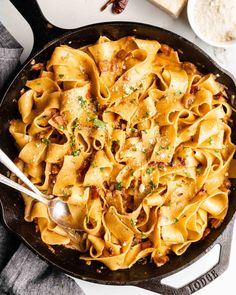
[187,0,236,48]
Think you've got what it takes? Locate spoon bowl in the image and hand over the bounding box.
[48,198,80,230]
[0,148,81,231]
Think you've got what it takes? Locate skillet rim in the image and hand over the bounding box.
[0,21,236,286]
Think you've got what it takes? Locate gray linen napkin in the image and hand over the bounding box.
[0,22,85,295]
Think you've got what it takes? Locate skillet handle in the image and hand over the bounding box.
[9,0,67,57]
[134,219,235,295]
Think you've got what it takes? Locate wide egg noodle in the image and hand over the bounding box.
[9,36,235,271]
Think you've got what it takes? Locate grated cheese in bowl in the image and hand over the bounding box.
[187,0,236,47]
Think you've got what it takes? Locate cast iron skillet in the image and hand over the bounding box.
[0,1,236,294]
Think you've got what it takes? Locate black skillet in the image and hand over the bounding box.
[0,1,236,294]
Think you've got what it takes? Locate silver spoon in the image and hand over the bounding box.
[0,149,80,231]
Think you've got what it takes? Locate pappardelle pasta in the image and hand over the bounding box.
[10,36,235,270]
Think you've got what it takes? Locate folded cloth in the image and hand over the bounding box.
[0,23,22,90]
[0,22,85,295]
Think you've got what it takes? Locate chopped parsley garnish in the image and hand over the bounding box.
[58,125,65,130]
[115,182,122,191]
[143,111,149,119]
[175,90,182,96]
[77,96,87,108]
[72,149,81,157]
[70,136,75,147]
[137,84,144,91]
[146,167,154,175]
[41,138,51,145]
[62,53,69,60]
[85,214,89,225]
[130,218,136,227]
[71,123,79,130]
[173,217,179,224]
[149,181,156,191]
[124,87,132,96]
[63,190,71,196]
[141,232,148,238]
[115,139,120,145]
[130,127,136,132]
[196,166,203,174]
[208,137,213,145]
[185,172,191,178]
[100,167,105,172]
[159,144,170,151]
[58,74,64,79]
[91,118,106,129]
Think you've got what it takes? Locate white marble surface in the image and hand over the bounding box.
[0,1,236,295]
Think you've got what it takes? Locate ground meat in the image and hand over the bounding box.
[51,164,60,175]
[107,247,113,255]
[190,85,199,94]
[53,115,64,126]
[121,188,129,199]
[31,63,44,71]
[182,62,197,75]
[50,108,60,117]
[111,59,121,74]
[153,255,169,267]
[211,218,223,229]
[215,92,227,102]
[141,240,153,250]
[160,44,172,56]
[224,179,231,189]
[77,159,91,182]
[130,129,140,137]
[178,157,186,166]
[130,179,136,188]
[201,228,211,240]
[98,105,107,120]
[116,49,132,60]
[200,184,207,192]
[109,183,115,191]
[90,186,100,200]
[124,195,134,212]
[182,93,195,108]
[98,60,110,72]
[49,174,57,184]
[149,161,159,167]
[111,141,120,154]
[137,209,146,223]
[132,237,141,246]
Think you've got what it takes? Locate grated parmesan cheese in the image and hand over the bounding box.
[139,183,145,193]
[193,0,236,42]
